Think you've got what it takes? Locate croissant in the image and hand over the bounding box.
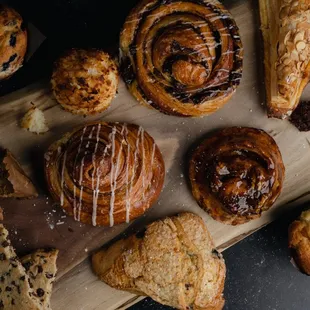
[92,212,226,310]
[120,0,243,117]
[260,0,310,119]
[189,127,285,225]
[44,122,165,227]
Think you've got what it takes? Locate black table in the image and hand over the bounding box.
[129,203,310,310]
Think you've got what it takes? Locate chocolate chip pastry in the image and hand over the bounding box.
[120,0,243,117]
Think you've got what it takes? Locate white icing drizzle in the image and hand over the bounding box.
[77,156,85,221]
[60,151,67,207]
[73,126,87,220]
[109,126,117,227]
[125,126,131,223]
[91,124,102,226]
[127,126,144,221]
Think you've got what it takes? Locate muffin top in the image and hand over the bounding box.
[51,49,119,115]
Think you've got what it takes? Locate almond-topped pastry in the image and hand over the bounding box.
[189,127,285,225]
[259,0,310,119]
[120,0,243,117]
[44,122,165,227]
[93,213,226,310]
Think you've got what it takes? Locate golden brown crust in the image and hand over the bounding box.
[259,0,310,119]
[92,212,226,310]
[44,122,165,227]
[120,0,243,117]
[189,127,285,225]
[289,210,310,275]
[51,49,119,115]
[0,5,27,80]
[0,148,38,199]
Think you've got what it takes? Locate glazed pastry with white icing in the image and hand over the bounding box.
[44,122,165,226]
[260,0,310,119]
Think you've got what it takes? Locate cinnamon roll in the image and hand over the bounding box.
[189,127,285,225]
[120,0,243,117]
[44,122,165,227]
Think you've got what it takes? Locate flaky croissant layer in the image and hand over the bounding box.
[44,122,165,227]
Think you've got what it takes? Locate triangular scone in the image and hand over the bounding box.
[0,225,42,310]
[93,213,226,310]
[260,0,310,119]
[0,148,38,198]
[21,249,58,310]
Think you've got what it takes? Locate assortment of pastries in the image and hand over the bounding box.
[0,0,310,309]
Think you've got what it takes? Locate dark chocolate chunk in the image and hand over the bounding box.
[185,283,192,290]
[11,299,15,305]
[5,286,12,292]
[1,241,9,247]
[37,265,43,273]
[0,253,6,261]
[45,273,53,279]
[20,276,25,281]
[36,288,45,297]
[9,34,16,47]
[28,279,33,288]
[2,54,17,71]
[23,261,32,271]
[290,101,310,132]
[0,300,3,309]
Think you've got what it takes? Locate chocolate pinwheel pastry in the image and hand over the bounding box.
[120,0,243,117]
[189,127,285,225]
[44,122,165,227]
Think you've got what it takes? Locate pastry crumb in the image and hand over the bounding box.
[21,106,49,134]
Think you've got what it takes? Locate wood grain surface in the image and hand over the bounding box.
[0,0,309,309]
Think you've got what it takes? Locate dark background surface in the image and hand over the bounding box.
[1,1,310,309]
[130,202,310,310]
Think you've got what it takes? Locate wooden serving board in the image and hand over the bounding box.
[0,0,310,309]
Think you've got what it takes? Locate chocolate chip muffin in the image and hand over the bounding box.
[0,5,27,80]
[51,49,119,115]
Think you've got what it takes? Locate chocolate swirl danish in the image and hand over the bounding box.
[189,127,285,225]
[44,122,165,227]
[120,0,243,117]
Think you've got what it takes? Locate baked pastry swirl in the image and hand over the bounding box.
[189,127,285,225]
[260,0,310,119]
[120,0,243,117]
[44,122,165,227]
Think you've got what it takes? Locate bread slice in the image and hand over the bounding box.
[21,249,58,309]
[92,213,226,310]
[21,107,49,135]
[0,148,38,199]
[0,224,43,309]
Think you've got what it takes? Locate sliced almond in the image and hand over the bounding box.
[296,41,306,51]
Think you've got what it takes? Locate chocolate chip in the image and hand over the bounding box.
[11,299,15,305]
[36,288,45,297]
[2,54,17,71]
[45,273,53,279]
[5,286,12,292]
[28,279,33,288]
[0,253,6,261]
[185,283,191,290]
[2,241,9,247]
[23,261,32,271]
[17,285,20,294]
[11,263,17,268]
[0,300,3,309]
[38,265,43,273]
[9,34,16,47]
[0,276,5,283]
[20,276,25,281]
[68,227,74,232]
